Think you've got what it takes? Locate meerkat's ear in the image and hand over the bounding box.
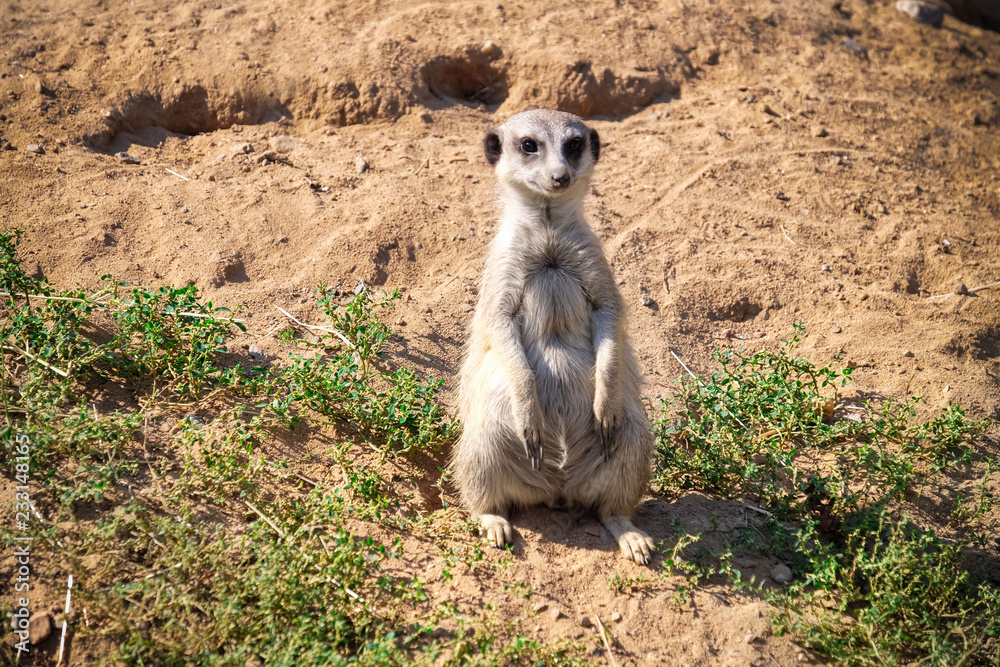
[589,129,600,163]
[484,129,502,166]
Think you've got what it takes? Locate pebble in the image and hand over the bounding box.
[843,37,867,56]
[461,303,474,312]
[248,344,264,359]
[532,602,548,613]
[115,151,140,164]
[611,611,622,622]
[355,155,370,175]
[746,94,756,103]
[895,0,944,26]
[903,350,914,358]
[744,633,758,644]
[1,141,13,150]
[770,563,793,583]
[650,112,660,120]
[26,143,44,154]
[832,326,842,333]
[579,615,592,628]
[943,384,951,393]
[955,282,969,295]
[821,264,831,272]
[268,135,295,153]
[549,607,562,621]
[232,142,254,155]
[811,126,829,138]
[395,317,406,326]
[776,192,790,201]
[641,294,654,308]
[28,612,53,644]
[256,150,282,163]
[481,40,497,56]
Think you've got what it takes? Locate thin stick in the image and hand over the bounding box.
[57,575,73,665]
[2,344,69,377]
[273,304,356,349]
[0,293,244,323]
[928,280,1000,299]
[593,611,618,667]
[740,503,772,517]
[780,225,797,245]
[264,458,319,486]
[165,168,189,181]
[318,536,363,600]
[245,500,286,537]
[413,157,430,175]
[98,563,182,592]
[669,350,750,431]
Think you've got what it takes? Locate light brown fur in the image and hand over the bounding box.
[452,109,655,564]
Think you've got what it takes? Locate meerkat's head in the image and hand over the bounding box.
[483,109,599,201]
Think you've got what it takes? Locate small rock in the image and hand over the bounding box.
[776,192,790,201]
[35,79,54,96]
[955,282,969,295]
[268,135,295,153]
[578,615,592,628]
[549,607,562,621]
[611,611,622,622]
[646,653,658,662]
[245,659,264,667]
[481,40,497,56]
[532,602,548,613]
[797,653,807,663]
[811,126,829,138]
[746,94,756,103]
[770,563,793,584]
[641,294,654,308]
[821,264,831,272]
[895,0,944,27]
[903,350,914,358]
[115,151,140,164]
[843,37,867,56]
[256,150,281,163]
[650,112,661,120]
[232,142,254,155]
[832,326,842,333]
[1,141,14,151]
[943,384,951,393]
[248,344,264,359]
[26,143,44,154]
[395,317,406,326]
[461,303,474,313]
[355,155,370,175]
[28,612,53,645]
[745,633,758,644]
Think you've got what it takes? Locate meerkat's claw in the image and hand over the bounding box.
[480,514,513,548]
[522,425,543,470]
[619,530,654,565]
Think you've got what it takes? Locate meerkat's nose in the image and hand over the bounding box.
[551,172,570,188]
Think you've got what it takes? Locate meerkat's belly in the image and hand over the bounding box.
[518,266,595,421]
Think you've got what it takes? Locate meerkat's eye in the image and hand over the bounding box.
[564,137,583,159]
[521,138,538,154]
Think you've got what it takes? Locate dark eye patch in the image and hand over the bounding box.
[563,136,583,160]
[521,138,538,154]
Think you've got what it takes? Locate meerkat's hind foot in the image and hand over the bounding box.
[603,515,655,565]
[480,514,514,549]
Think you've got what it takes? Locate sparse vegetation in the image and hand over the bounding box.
[651,323,998,665]
[2,228,998,666]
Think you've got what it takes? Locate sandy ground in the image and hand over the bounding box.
[1,0,1000,664]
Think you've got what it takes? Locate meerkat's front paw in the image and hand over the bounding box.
[513,399,544,470]
[480,514,513,548]
[618,530,655,565]
[593,391,622,459]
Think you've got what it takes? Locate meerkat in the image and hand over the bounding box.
[452,109,655,564]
